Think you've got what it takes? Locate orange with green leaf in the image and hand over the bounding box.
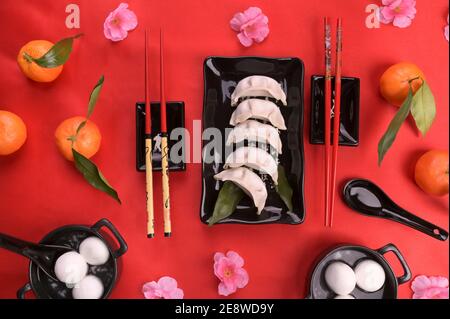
[55,76,121,204]
[380,62,425,107]
[378,62,437,165]
[17,34,81,82]
[55,117,101,161]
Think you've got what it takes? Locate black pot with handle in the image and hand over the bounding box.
[306,243,411,299]
[16,218,127,299]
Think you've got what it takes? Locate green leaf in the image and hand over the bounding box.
[411,80,436,136]
[275,165,293,212]
[73,75,105,138]
[72,148,121,204]
[28,34,82,68]
[208,181,244,226]
[75,121,87,135]
[378,86,414,166]
[87,75,105,118]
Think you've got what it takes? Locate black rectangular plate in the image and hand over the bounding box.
[200,56,305,225]
[136,102,186,171]
[310,75,360,146]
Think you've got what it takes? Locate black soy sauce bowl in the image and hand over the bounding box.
[135,101,186,172]
[17,219,127,299]
[310,75,360,147]
[306,243,411,299]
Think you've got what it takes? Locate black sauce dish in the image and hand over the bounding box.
[306,243,411,299]
[135,101,186,172]
[310,75,360,146]
[16,219,127,299]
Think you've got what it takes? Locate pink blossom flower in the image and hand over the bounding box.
[214,251,249,296]
[445,14,449,42]
[411,275,449,299]
[142,276,184,299]
[104,3,138,42]
[230,7,269,47]
[379,0,417,28]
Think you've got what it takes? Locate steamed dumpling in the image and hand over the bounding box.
[231,75,287,106]
[226,120,283,154]
[214,167,268,214]
[230,99,287,130]
[224,146,278,184]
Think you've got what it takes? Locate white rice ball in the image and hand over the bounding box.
[324,262,356,296]
[355,259,386,292]
[54,251,88,284]
[79,237,110,266]
[334,295,355,299]
[72,275,104,299]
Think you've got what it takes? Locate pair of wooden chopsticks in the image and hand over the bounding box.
[324,18,343,228]
[145,29,171,238]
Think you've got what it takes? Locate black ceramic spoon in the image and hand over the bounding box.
[0,232,72,280]
[343,179,448,241]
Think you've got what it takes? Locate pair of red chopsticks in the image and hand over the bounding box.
[144,29,171,238]
[324,17,343,228]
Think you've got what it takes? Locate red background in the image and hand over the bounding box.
[0,0,448,299]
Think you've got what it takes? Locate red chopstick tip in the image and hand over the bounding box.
[144,30,151,134]
[159,28,167,134]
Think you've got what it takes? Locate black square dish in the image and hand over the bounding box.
[136,102,186,171]
[200,56,305,225]
[310,75,360,146]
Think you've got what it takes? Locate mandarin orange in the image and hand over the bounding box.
[0,110,27,155]
[414,150,449,196]
[55,116,101,161]
[380,62,425,107]
[17,40,63,82]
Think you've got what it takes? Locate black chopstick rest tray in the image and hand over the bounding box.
[136,101,186,172]
[310,75,360,146]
